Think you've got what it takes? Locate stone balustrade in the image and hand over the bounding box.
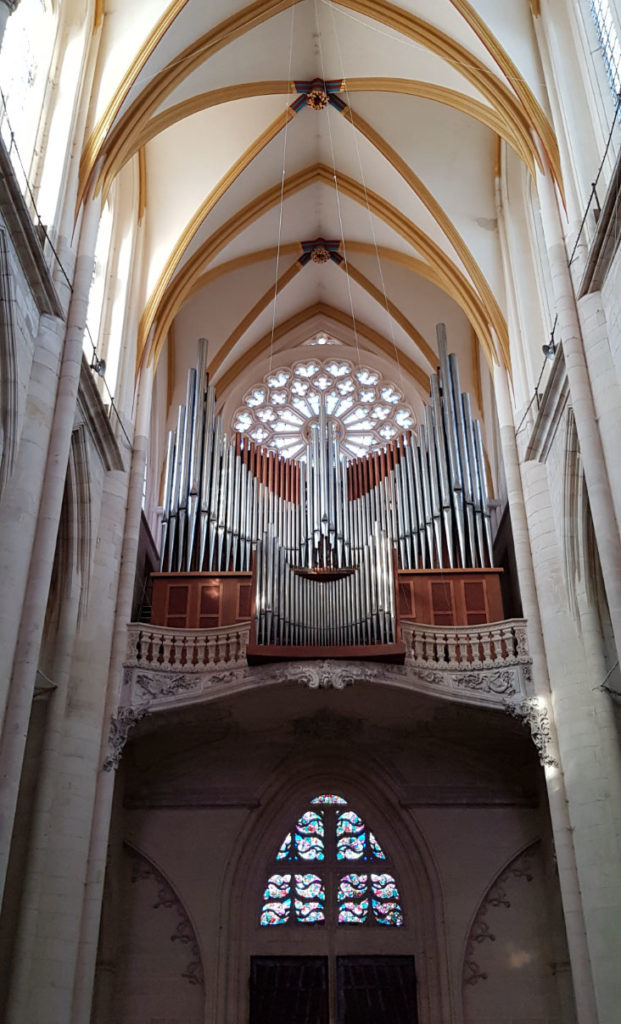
[125,621,251,670]
[401,619,529,671]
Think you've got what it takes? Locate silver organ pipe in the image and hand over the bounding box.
[158,326,495,645]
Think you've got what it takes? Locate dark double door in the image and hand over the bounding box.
[250,955,418,1024]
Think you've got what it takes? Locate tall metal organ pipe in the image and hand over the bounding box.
[158,326,494,642]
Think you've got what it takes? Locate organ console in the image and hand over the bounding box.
[151,325,502,661]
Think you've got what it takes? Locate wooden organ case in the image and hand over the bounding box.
[150,329,503,662]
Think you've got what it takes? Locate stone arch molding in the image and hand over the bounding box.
[218,755,452,1024]
[0,228,19,500]
[124,843,205,987]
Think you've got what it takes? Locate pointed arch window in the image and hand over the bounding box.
[260,794,403,928]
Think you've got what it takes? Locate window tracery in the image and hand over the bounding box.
[590,0,621,95]
[260,795,403,928]
[234,358,415,460]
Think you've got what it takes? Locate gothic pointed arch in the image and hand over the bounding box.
[260,792,404,927]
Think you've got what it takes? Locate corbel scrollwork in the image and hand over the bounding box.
[103,704,150,771]
[504,697,558,767]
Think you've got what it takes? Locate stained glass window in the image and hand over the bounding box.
[276,811,325,861]
[336,810,386,861]
[311,794,347,805]
[234,358,416,459]
[260,796,403,927]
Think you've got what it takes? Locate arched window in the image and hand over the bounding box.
[590,0,621,97]
[260,794,404,928]
[0,0,55,184]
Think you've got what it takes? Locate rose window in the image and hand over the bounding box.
[233,360,416,459]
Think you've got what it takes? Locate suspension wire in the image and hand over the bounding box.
[268,5,296,377]
[313,0,363,374]
[325,1,409,400]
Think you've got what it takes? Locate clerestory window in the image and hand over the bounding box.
[590,0,621,97]
[260,794,404,928]
[0,0,55,185]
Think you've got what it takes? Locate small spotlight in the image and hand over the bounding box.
[91,356,106,377]
[542,340,556,361]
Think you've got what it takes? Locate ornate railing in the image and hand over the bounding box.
[401,619,529,670]
[125,621,251,670]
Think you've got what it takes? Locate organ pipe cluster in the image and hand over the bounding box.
[160,326,493,646]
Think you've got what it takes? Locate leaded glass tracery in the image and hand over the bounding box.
[234,358,415,459]
[590,0,621,96]
[260,795,403,927]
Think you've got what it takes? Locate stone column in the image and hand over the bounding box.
[536,168,621,655]
[521,453,621,1024]
[0,0,20,50]
[71,364,153,1024]
[3,565,82,1024]
[15,455,131,1024]
[495,364,599,1024]
[0,313,65,726]
[0,195,101,902]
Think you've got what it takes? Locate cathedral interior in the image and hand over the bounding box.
[1,1,621,1022]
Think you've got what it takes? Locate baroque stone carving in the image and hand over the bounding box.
[463,847,536,987]
[135,671,201,700]
[504,698,559,767]
[130,851,204,987]
[103,704,150,771]
[456,669,517,695]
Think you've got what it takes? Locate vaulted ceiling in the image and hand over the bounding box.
[82,0,558,421]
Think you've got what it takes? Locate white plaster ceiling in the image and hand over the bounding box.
[89,0,558,444]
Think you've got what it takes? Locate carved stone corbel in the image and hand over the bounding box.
[103,704,150,771]
[504,697,558,767]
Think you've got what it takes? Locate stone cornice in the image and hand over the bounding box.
[578,141,621,296]
[77,356,125,471]
[524,346,569,463]
[0,136,62,317]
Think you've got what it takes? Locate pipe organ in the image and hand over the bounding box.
[158,326,496,654]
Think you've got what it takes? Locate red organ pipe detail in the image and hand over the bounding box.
[159,327,494,648]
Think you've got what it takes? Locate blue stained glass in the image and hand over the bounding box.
[294,810,325,860]
[295,834,324,860]
[337,834,366,860]
[263,874,291,900]
[260,899,291,926]
[372,901,404,927]
[371,874,399,900]
[338,900,369,924]
[276,832,292,860]
[297,811,324,835]
[311,793,347,805]
[369,832,386,859]
[336,810,364,835]
[338,874,367,899]
[295,874,324,900]
[295,900,325,923]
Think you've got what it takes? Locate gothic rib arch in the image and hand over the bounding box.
[100,78,535,192]
[212,301,431,398]
[186,242,486,359]
[141,164,501,372]
[204,255,435,387]
[79,0,560,207]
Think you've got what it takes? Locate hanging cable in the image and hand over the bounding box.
[268,5,296,376]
